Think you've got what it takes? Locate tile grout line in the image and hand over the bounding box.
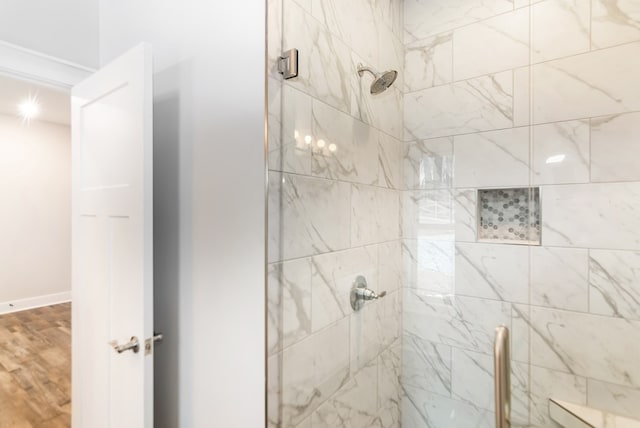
[398,108,640,142]
[403,38,640,96]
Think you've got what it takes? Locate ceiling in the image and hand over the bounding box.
[0,73,70,125]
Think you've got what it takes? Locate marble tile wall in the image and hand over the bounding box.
[402,0,640,427]
[267,0,404,427]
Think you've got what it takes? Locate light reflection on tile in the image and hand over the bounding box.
[532,120,590,185]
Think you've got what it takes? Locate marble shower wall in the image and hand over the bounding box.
[267,0,404,426]
[402,0,640,427]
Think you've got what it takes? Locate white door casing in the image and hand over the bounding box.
[71,43,153,427]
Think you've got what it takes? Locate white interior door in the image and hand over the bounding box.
[71,43,153,428]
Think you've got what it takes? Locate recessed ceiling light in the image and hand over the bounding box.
[18,96,40,122]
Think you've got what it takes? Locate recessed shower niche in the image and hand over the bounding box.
[477,187,541,245]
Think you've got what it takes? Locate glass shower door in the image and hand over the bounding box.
[267,0,404,426]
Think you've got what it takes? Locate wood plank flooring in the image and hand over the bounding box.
[0,303,71,428]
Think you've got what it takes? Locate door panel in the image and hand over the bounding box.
[72,43,153,428]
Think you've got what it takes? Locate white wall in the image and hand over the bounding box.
[99,1,266,426]
[0,0,99,68]
[0,113,71,309]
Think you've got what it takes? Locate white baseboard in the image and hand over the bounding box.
[0,291,71,315]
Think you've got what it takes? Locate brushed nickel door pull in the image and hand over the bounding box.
[494,325,511,428]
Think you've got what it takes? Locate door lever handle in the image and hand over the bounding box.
[144,332,164,355]
[109,336,140,354]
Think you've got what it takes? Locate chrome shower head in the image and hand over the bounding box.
[357,63,398,94]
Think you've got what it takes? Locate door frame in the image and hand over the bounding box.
[0,39,96,421]
[0,40,95,90]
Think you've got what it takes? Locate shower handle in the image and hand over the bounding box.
[350,275,386,311]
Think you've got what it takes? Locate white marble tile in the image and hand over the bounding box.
[351,184,400,246]
[268,259,313,355]
[378,289,402,349]
[353,71,404,141]
[402,334,452,395]
[267,77,283,171]
[402,190,454,239]
[455,242,530,303]
[311,246,378,332]
[451,348,494,412]
[510,361,531,427]
[375,0,403,39]
[378,340,402,428]
[591,0,640,49]
[270,83,313,175]
[404,33,453,92]
[529,365,587,427]
[311,359,380,428]
[403,290,511,355]
[591,112,640,182]
[588,379,640,421]
[530,246,589,311]
[590,249,640,320]
[401,392,429,428]
[454,189,477,243]
[312,0,379,65]
[294,417,311,428]
[450,350,530,423]
[268,172,351,262]
[532,0,590,62]
[283,0,352,113]
[378,240,403,292]
[529,307,640,388]
[511,304,530,364]
[281,317,350,425]
[378,24,405,90]
[402,387,494,428]
[404,71,513,140]
[404,137,454,190]
[453,7,530,81]
[402,238,455,294]
[454,127,530,188]
[267,0,284,78]
[375,87,403,141]
[293,0,311,13]
[311,99,379,185]
[267,353,282,428]
[403,0,514,43]
[351,303,381,373]
[513,66,531,127]
[541,183,640,250]
[514,0,531,8]
[380,338,402,389]
[532,42,640,124]
[532,119,590,185]
[351,289,401,371]
[378,133,403,190]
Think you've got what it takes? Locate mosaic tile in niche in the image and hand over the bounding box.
[477,188,540,245]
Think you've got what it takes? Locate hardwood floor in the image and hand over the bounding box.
[0,303,71,428]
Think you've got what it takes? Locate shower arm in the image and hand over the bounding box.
[357,64,378,78]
